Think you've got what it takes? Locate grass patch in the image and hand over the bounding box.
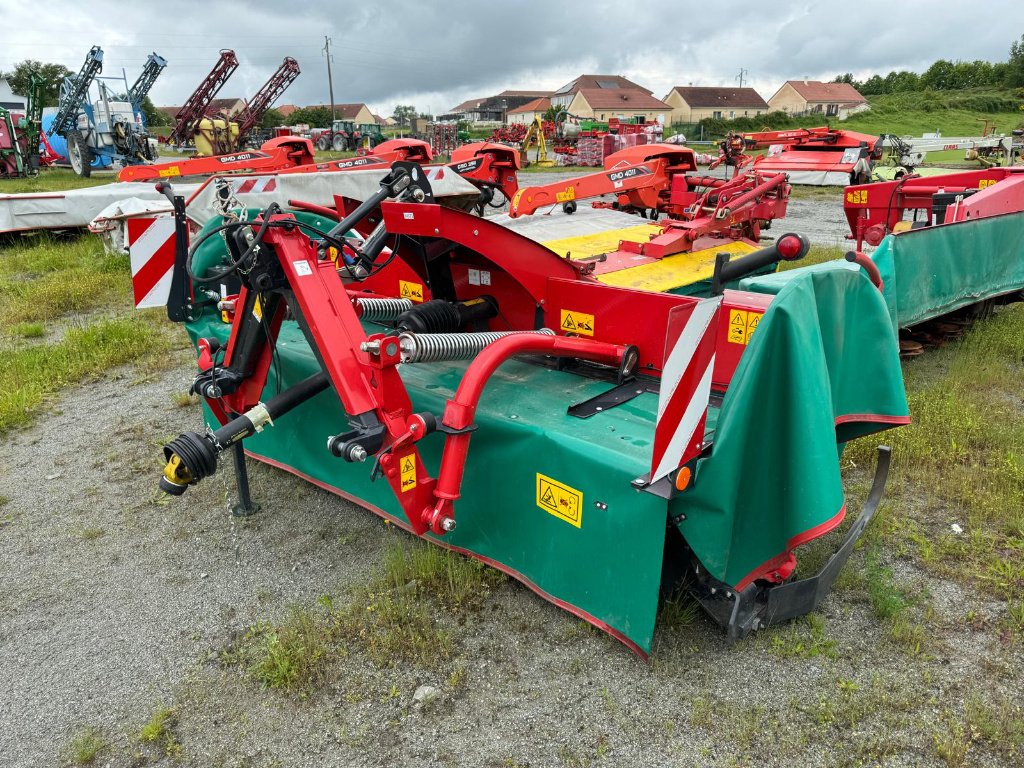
[0,233,129,327]
[766,613,838,660]
[138,706,182,757]
[779,244,846,272]
[0,168,112,194]
[0,316,174,433]
[61,728,107,766]
[221,537,499,693]
[10,321,45,338]
[845,305,1024,599]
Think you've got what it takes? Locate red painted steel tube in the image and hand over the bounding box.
[287,199,340,221]
[421,333,629,533]
[845,250,884,291]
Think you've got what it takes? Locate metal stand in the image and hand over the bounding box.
[230,441,260,517]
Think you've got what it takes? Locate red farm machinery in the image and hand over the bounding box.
[740,127,884,186]
[169,51,300,156]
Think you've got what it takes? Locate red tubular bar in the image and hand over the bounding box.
[421,333,629,532]
[845,251,884,291]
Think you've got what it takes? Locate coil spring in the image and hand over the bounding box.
[399,329,555,364]
[356,297,415,322]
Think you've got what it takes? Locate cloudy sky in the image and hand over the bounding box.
[3,1,1022,116]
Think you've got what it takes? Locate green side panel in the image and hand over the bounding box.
[885,212,1024,328]
[185,313,670,654]
[742,212,1024,330]
[674,269,909,587]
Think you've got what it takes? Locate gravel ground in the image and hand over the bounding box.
[1,171,1021,767]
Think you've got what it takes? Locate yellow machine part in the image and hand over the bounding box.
[541,226,758,293]
[194,117,240,156]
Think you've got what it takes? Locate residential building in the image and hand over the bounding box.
[548,74,671,123]
[442,90,551,122]
[662,86,769,124]
[506,97,551,124]
[768,81,868,119]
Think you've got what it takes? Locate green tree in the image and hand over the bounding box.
[140,96,169,127]
[860,74,887,94]
[2,59,72,107]
[391,104,417,127]
[261,108,285,128]
[1007,34,1024,87]
[288,106,333,127]
[831,73,856,85]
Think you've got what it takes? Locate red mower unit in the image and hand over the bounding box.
[147,159,909,656]
[742,126,883,186]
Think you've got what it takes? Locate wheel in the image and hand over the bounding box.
[66,132,93,177]
[332,134,347,152]
[316,136,330,152]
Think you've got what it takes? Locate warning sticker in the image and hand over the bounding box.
[560,309,595,336]
[536,473,583,528]
[727,309,763,345]
[555,188,576,203]
[252,295,263,322]
[399,280,424,302]
[158,166,181,178]
[845,189,868,205]
[400,454,417,492]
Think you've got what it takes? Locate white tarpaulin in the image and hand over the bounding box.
[0,182,200,235]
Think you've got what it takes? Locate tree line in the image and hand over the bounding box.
[833,34,1024,94]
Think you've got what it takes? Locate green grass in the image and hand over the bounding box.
[221,537,501,692]
[139,706,182,757]
[846,304,1024,611]
[0,317,172,433]
[61,728,107,766]
[0,233,130,326]
[0,232,180,433]
[0,168,111,193]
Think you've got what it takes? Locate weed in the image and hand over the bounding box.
[690,695,713,728]
[229,549,462,692]
[139,706,182,757]
[77,527,105,541]
[659,592,700,631]
[11,321,45,338]
[446,662,467,690]
[933,716,970,767]
[767,614,838,659]
[61,728,107,765]
[171,391,199,408]
[382,537,504,612]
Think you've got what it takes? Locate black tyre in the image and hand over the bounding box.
[332,134,347,152]
[316,136,330,152]
[66,132,93,177]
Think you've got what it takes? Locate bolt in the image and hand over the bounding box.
[385,342,398,357]
[348,445,368,462]
[594,501,608,510]
[360,340,381,354]
[473,229,478,236]
[440,517,457,532]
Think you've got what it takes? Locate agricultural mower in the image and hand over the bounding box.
[46,46,167,177]
[741,166,1024,353]
[144,157,910,656]
[741,127,883,186]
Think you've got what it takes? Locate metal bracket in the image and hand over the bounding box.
[568,380,655,419]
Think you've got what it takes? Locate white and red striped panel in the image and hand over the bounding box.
[127,216,177,309]
[231,176,278,194]
[651,297,722,483]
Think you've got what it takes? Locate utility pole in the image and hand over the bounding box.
[323,36,335,121]
[736,68,748,88]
